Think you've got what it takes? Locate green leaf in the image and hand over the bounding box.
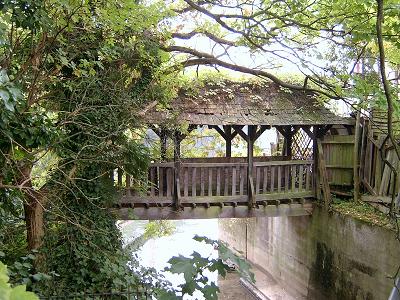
[166,255,197,283]
[0,70,9,84]
[0,262,9,285]
[10,285,39,300]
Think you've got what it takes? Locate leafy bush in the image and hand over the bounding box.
[0,261,39,300]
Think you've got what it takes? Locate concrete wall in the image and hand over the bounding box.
[219,207,400,300]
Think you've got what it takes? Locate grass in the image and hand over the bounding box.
[331,197,396,231]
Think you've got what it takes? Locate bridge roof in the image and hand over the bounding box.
[144,80,354,126]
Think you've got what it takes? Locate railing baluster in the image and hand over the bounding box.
[285,165,289,192]
[159,168,164,197]
[263,167,268,193]
[224,167,229,196]
[270,166,275,193]
[255,167,261,195]
[184,167,189,197]
[239,166,244,195]
[277,166,282,193]
[200,168,205,196]
[299,165,304,192]
[291,165,296,192]
[192,167,197,197]
[167,168,172,197]
[306,165,311,191]
[216,167,221,196]
[232,166,237,196]
[208,168,213,196]
[150,167,155,197]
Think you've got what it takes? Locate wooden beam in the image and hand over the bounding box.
[255,125,270,140]
[223,125,232,157]
[233,125,248,140]
[209,125,227,140]
[353,110,361,202]
[317,139,331,209]
[313,126,321,200]
[247,125,257,208]
[112,203,313,220]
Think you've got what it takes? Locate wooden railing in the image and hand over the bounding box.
[114,159,314,206]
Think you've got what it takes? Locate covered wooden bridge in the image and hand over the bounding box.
[113,81,354,220]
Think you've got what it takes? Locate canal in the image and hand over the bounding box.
[120,207,399,299]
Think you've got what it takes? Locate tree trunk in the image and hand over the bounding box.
[20,165,45,251]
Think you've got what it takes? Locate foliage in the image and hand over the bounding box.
[0,262,39,300]
[160,235,255,300]
[332,197,395,230]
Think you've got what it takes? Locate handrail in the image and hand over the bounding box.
[254,160,313,166]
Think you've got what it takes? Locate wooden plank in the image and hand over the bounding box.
[291,165,296,191]
[239,166,244,195]
[374,148,382,192]
[208,168,213,197]
[217,167,221,196]
[174,161,181,209]
[150,168,155,196]
[182,162,247,167]
[305,165,311,191]
[254,160,313,167]
[277,166,282,193]
[158,167,165,197]
[299,165,304,192]
[114,203,313,220]
[255,191,314,201]
[232,167,237,196]
[325,165,354,169]
[362,195,392,204]
[263,167,268,193]
[151,162,175,168]
[166,168,172,197]
[256,167,261,194]
[192,167,197,197]
[119,196,173,204]
[362,179,377,196]
[285,165,289,192]
[181,195,248,204]
[200,168,205,196]
[184,168,189,197]
[224,167,229,196]
[379,151,392,196]
[270,166,275,193]
[317,139,331,208]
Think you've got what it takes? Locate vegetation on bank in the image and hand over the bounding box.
[332,198,396,231]
[0,0,399,298]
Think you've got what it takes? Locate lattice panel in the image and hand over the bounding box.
[292,129,312,159]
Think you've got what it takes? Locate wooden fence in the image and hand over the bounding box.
[114,159,314,207]
[360,119,400,205]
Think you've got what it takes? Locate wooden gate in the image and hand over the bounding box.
[321,135,355,186]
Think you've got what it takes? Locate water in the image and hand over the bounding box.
[119,219,253,299]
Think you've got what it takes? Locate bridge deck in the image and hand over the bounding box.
[112,157,315,219]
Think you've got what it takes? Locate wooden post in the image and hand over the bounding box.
[317,139,331,209]
[286,127,293,157]
[313,126,321,200]
[353,111,361,201]
[247,125,257,208]
[174,161,181,210]
[224,125,232,158]
[173,132,181,161]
